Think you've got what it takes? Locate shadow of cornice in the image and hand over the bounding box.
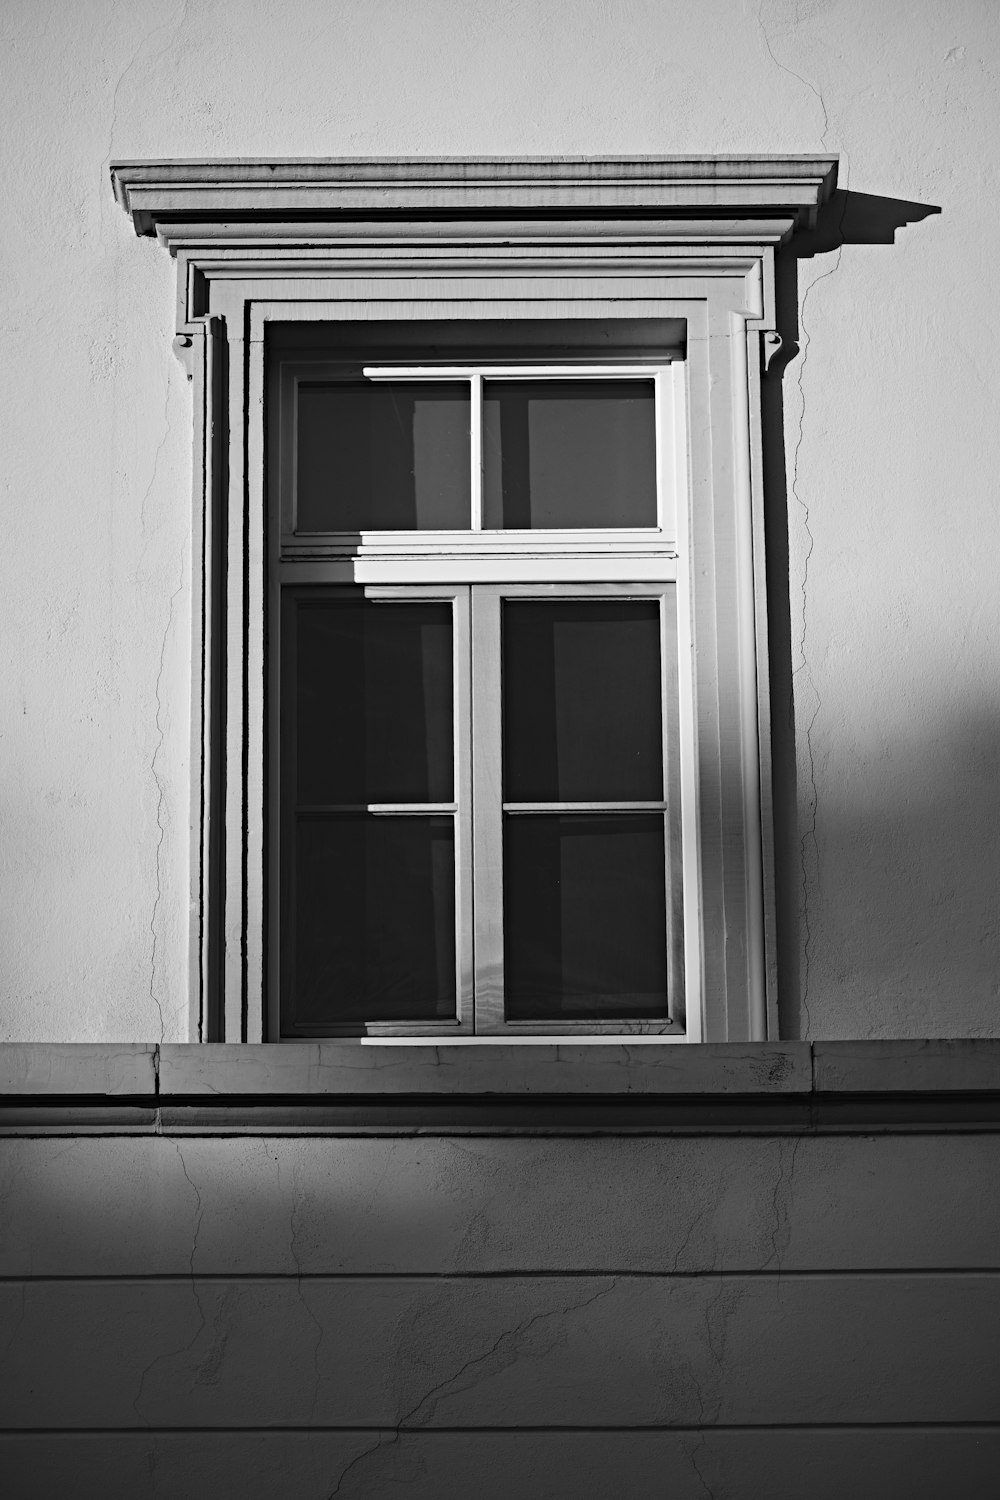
[763,188,942,1037]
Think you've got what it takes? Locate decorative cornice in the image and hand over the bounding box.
[111,155,838,240]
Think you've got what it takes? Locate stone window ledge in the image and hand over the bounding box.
[2,1039,1000,1100]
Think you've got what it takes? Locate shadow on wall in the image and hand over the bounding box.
[793,709,1000,1039]
[757,190,998,1041]
[791,189,942,258]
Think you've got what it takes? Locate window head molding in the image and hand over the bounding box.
[112,155,837,235]
[110,156,837,1047]
[112,155,836,362]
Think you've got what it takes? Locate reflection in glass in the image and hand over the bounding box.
[483,380,656,528]
[504,814,668,1020]
[296,381,471,531]
[287,815,456,1026]
[292,599,454,805]
[503,600,663,802]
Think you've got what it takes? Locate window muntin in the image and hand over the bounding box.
[273,354,687,1038]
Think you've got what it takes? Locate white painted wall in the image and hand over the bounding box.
[1,0,997,1041]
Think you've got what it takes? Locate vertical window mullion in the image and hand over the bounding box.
[470,372,483,531]
[653,369,666,534]
[471,584,504,1031]
[454,585,475,1028]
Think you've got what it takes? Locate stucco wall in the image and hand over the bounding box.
[3,1040,1000,1497]
[12,1127,1000,1498]
[1,0,998,1041]
[7,1129,1000,1497]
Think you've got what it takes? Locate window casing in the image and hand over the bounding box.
[271,346,693,1036]
[110,154,840,1045]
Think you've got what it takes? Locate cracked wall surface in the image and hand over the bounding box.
[3,1128,1000,1496]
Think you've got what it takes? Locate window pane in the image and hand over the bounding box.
[483,379,656,528]
[504,814,668,1020]
[293,599,453,804]
[286,815,456,1027]
[296,382,471,531]
[503,600,663,803]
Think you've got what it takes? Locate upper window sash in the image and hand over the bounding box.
[277,360,684,559]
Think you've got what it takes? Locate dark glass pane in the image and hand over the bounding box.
[286,815,456,1027]
[504,814,667,1020]
[296,382,471,531]
[503,600,663,802]
[293,599,453,804]
[483,380,656,528]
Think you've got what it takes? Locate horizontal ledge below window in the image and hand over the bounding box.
[4,1041,1000,1103]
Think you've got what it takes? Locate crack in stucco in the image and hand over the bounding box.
[139,378,175,541]
[788,197,848,1038]
[687,1431,715,1500]
[756,0,851,1037]
[325,1279,618,1497]
[148,549,185,1044]
[172,1138,205,1280]
[683,1275,739,1500]
[132,1139,206,1420]
[682,1139,806,1498]
[104,2,191,1048]
[763,1134,803,1273]
[288,1152,327,1422]
[670,1191,715,1276]
[755,0,830,145]
[145,1437,162,1500]
[1,1283,28,1371]
[702,1281,734,1424]
[101,0,191,199]
[192,1284,238,1387]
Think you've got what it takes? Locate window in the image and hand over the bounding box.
[111,154,839,1044]
[271,336,691,1036]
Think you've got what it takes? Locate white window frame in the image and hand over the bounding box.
[275,360,683,570]
[110,154,839,1046]
[272,357,692,1038]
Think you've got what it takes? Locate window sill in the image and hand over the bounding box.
[3,1039,1000,1114]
